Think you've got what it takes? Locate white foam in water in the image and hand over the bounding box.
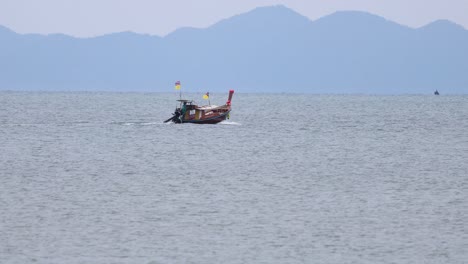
[140,122,159,126]
[219,120,241,125]
[113,121,165,126]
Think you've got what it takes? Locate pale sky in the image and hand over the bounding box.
[1,0,467,37]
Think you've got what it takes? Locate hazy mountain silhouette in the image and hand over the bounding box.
[1,5,467,93]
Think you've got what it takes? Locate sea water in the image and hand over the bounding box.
[1,92,467,264]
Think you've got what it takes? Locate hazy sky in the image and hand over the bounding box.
[1,0,467,37]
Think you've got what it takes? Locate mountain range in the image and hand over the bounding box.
[1,5,468,93]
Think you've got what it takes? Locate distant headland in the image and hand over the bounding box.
[1,5,467,94]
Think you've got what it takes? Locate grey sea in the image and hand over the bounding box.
[1,92,467,264]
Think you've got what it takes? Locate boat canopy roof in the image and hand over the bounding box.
[196,105,220,110]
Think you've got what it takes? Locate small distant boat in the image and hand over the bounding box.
[434,90,440,95]
[164,90,234,124]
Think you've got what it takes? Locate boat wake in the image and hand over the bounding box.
[111,121,163,126]
[219,121,241,126]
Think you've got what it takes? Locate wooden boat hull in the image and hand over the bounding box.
[182,110,230,124]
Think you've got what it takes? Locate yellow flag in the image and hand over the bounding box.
[203,92,209,100]
[175,81,181,90]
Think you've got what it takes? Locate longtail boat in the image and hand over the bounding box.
[164,90,234,124]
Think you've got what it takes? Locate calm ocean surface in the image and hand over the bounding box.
[1,92,467,264]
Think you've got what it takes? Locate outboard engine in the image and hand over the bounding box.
[164,108,183,123]
[172,109,182,123]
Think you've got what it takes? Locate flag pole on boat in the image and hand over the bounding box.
[175,80,181,100]
[203,92,210,105]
